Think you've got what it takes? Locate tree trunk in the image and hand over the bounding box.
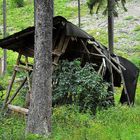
[27,0,53,135]
[108,0,114,93]
[2,0,7,75]
[78,0,81,28]
[108,0,114,54]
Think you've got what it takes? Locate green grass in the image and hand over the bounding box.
[1,105,140,140]
[134,25,140,32]
[124,16,134,20]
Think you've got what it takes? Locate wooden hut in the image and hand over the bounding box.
[0,16,139,114]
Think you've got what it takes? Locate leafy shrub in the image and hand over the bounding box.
[11,0,24,8]
[53,60,113,114]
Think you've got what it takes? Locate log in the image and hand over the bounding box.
[8,104,29,115]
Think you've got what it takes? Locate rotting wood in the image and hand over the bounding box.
[52,62,58,66]
[80,39,90,53]
[90,52,104,58]
[25,56,31,91]
[111,57,126,70]
[98,62,104,75]
[7,72,31,105]
[93,44,121,74]
[80,39,91,61]
[8,104,28,115]
[81,39,121,74]
[52,34,66,71]
[15,65,33,72]
[53,37,70,71]
[61,37,70,53]
[2,54,21,110]
[101,58,106,76]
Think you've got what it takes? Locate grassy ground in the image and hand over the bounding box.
[0,0,140,140]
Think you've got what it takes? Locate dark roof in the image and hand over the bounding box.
[0,16,93,57]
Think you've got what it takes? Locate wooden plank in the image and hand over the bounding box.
[25,56,31,91]
[61,37,70,53]
[98,62,104,75]
[93,44,121,74]
[15,65,33,71]
[8,104,29,115]
[52,37,70,71]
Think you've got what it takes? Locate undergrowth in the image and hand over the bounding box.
[0,105,140,140]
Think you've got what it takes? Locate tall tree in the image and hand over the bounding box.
[78,0,81,27]
[2,0,7,75]
[87,0,127,52]
[107,0,115,92]
[87,0,127,92]
[27,0,53,135]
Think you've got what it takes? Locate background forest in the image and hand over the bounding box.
[0,0,140,139]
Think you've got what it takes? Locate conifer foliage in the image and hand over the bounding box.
[87,0,127,15]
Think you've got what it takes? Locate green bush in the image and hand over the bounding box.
[11,0,24,8]
[53,60,113,114]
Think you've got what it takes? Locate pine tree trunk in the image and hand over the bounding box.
[27,0,53,135]
[108,0,114,54]
[2,0,7,75]
[78,0,81,27]
[108,0,114,93]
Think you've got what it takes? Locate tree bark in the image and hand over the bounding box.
[27,0,53,135]
[78,0,81,28]
[108,0,114,54]
[2,0,7,75]
[108,0,114,93]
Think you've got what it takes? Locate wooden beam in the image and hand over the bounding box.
[8,104,29,115]
[15,65,33,72]
[93,44,121,74]
[98,62,104,75]
[111,57,126,70]
[2,54,21,110]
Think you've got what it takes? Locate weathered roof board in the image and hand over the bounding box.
[0,16,93,57]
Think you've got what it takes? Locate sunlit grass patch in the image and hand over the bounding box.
[124,16,134,20]
[134,25,140,32]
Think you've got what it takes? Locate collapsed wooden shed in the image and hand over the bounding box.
[0,16,139,113]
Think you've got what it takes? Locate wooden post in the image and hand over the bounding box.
[25,57,31,91]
